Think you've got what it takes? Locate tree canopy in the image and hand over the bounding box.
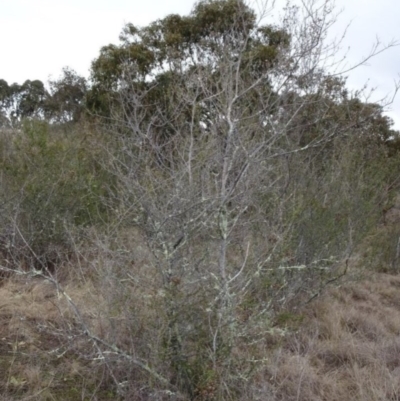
[0,0,397,155]
[0,68,87,125]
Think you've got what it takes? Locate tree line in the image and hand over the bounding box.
[0,68,86,124]
[1,0,399,154]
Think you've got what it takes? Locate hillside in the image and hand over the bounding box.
[1,0,400,399]
[0,267,399,400]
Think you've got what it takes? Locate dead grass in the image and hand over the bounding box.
[0,276,119,400]
[2,247,400,400]
[255,272,400,401]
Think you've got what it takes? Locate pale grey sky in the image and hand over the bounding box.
[1,0,399,127]
[333,0,400,128]
[0,0,192,82]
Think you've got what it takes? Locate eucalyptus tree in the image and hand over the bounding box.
[0,79,48,123]
[46,67,87,123]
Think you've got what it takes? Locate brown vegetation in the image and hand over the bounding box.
[2,266,400,400]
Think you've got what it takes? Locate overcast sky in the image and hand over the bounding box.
[1,0,399,127]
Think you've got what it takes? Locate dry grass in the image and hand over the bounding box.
[256,272,400,401]
[2,246,400,400]
[0,276,118,400]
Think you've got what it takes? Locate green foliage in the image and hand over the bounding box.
[0,79,49,122]
[88,0,290,123]
[0,120,114,259]
[361,225,400,273]
[46,68,87,123]
[290,137,396,262]
[0,69,88,126]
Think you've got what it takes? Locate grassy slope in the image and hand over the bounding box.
[266,272,400,401]
[0,268,400,400]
